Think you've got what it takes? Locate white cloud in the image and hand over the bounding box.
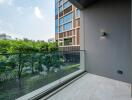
[34,7,43,19]
[17,7,24,15]
[0,0,5,4]
[0,0,14,5]
[8,0,14,5]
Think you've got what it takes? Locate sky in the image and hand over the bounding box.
[0,0,55,41]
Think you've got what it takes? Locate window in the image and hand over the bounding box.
[55,0,58,3]
[59,18,63,25]
[59,6,63,13]
[76,9,80,18]
[59,39,63,46]
[55,19,58,27]
[64,13,72,23]
[55,19,59,33]
[55,3,59,15]
[64,38,72,45]
[63,2,71,9]
[64,22,72,31]
[59,25,63,33]
[55,26,59,33]
[64,6,72,15]
[59,0,63,6]
[63,0,68,2]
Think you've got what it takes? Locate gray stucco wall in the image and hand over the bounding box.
[81,0,131,83]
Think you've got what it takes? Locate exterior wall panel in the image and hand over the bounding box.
[81,0,131,83]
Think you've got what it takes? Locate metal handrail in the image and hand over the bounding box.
[0,50,85,55]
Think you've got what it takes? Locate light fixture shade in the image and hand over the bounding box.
[101,32,107,37]
[100,31,107,40]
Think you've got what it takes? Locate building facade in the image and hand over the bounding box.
[55,0,80,51]
[48,38,55,42]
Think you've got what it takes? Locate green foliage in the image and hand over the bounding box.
[0,40,11,53]
[43,54,53,72]
[0,40,58,53]
[42,53,64,72]
[0,40,59,81]
[48,42,58,52]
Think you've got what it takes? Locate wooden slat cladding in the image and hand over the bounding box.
[74,18,80,28]
[67,30,72,37]
[76,18,80,27]
[73,29,75,35]
[64,32,67,37]
[59,12,63,17]
[64,6,72,15]
[59,33,64,38]
[72,36,75,45]
[59,30,73,38]
[76,28,80,45]
[55,34,58,41]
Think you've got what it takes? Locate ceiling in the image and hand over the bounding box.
[68,0,97,10]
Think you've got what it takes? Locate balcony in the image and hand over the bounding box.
[45,74,131,100]
[0,49,131,100]
[0,0,132,99]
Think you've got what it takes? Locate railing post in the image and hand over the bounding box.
[80,50,85,71]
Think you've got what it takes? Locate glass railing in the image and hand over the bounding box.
[0,50,84,100]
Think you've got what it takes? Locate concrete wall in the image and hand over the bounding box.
[81,0,131,83]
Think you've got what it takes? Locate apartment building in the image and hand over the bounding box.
[0,33,12,40]
[48,38,55,42]
[55,0,80,51]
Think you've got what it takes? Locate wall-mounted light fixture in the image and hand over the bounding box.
[100,29,107,39]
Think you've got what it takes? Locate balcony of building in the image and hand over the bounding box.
[44,73,131,100]
[44,0,132,99]
[0,0,132,100]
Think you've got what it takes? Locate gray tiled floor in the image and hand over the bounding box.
[47,74,132,100]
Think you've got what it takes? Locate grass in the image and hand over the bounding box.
[63,64,80,71]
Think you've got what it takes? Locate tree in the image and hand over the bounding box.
[52,53,63,69]
[0,39,59,80]
[43,53,53,72]
[7,53,29,80]
[42,52,64,72]
[0,40,11,53]
[0,55,15,81]
[48,42,58,52]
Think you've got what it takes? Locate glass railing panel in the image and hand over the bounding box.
[0,51,84,100]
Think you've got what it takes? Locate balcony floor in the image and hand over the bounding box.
[46,73,131,100]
